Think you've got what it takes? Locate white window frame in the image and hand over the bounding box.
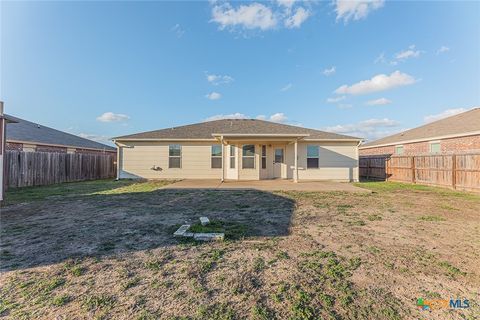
[306,145,320,169]
[429,141,441,154]
[229,145,235,169]
[211,144,223,169]
[261,145,267,169]
[242,144,255,169]
[168,144,182,168]
[394,145,404,155]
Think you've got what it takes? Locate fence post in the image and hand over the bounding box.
[411,156,416,184]
[452,154,456,190]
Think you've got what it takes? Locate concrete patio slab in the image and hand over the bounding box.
[163,179,370,193]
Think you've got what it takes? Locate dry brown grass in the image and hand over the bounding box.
[1,180,479,319]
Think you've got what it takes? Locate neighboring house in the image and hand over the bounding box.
[5,114,116,155]
[113,119,362,182]
[360,108,480,156]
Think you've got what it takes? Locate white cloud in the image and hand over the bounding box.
[323,118,401,140]
[395,45,422,61]
[334,71,416,95]
[269,112,288,123]
[277,0,296,8]
[436,45,450,55]
[205,113,248,121]
[206,73,234,85]
[171,24,185,38]
[326,96,346,103]
[284,7,311,28]
[337,103,353,109]
[77,133,114,146]
[323,66,336,76]
[374,52,386,64]
[205,112,288,123]
[96,112,130,123]
[205,92,222,100]
[424,108,468,123]
[281,83,293,91]
[366,97,392,106]
[335,0,385,23]
[211,2,277,31]
[210,1,312,32]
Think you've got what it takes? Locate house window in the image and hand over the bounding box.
[242,144,255,169]
[261,145,267,169]
[211,145,222,169]
[430,142,441,154]
[395,145,404,155]
[307,145,319,169]
[169,144,181,168]
[229,145,235,169]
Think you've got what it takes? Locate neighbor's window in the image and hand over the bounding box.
[229,145,235,169]
[430,142,441,154]
[307,145,319,169]
[169,144,181,168]
[211,145,222,169]
[395,145,404,155]
[242,144,255,169]
[261,145,267,169]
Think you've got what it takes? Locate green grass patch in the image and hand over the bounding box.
[197,303,236,320]
[354,181,480,201]
[4,179,173,205]
[82,294,115,311]
[438,261,466,277]
[418,215,446,222]
[188,219,248,240]
[51,294,71,307]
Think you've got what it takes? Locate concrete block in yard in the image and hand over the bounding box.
[183,232,194,238]
[199,217,210,226]
[174,224,191,237]
[193,233,224,241]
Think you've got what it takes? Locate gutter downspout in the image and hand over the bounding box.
[114,140,121,180]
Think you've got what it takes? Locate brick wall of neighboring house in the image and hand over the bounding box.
[75,148,116,156]
[359,134,480,156]
[5,142,23,151]
[35,145,68,153]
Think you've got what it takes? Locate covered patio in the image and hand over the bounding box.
[162,179,370,192]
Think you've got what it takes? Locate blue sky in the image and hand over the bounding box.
[1,1,479,145]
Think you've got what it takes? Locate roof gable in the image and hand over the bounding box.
[361,108,480,148]
[113,119,361,141]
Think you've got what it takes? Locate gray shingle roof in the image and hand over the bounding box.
[360,108,480,149]
[113,119,361,141]
[6,114,116,151]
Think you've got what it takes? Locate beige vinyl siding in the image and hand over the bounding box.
[293,141,358,181]
[119,141,222,179]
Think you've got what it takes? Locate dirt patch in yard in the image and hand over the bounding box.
[1,180,479,319]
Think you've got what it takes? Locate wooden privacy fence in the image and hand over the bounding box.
[5,150,116,189]
[360,153,480,192]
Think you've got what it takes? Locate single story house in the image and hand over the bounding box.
[5,114,116,155]
[359,108,480,156]
[113,119,362,182]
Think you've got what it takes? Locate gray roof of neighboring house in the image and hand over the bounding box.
[360,107,480,149]
[6,114,116,151]
[113,119,361,141]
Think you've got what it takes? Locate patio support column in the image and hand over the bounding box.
[221,136,225,182]
[294,139,298,183]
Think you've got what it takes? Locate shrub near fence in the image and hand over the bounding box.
[359,153,480,192]
[5,150,116,188]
